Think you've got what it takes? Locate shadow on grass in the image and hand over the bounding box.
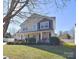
[26,45,76,59]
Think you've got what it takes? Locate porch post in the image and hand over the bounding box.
[49,32,51,38]
[28,34,29,38]
[40,32,42,40]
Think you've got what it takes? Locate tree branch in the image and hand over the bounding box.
[10,0,29,18]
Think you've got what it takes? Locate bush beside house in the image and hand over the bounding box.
[7,37,61,45]
[49,37,60,45]
[26,38,36,44]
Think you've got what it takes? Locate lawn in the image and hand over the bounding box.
[3,45,76,59]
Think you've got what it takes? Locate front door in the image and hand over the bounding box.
[42,32,49,43]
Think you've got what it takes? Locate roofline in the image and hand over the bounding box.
[20,13,56,26]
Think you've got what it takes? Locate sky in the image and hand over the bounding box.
[54,0,76,33]
[37,0,76,33]
[6,0,76,34]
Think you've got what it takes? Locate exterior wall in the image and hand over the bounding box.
[51,31,56,37]
[52,17,56,32]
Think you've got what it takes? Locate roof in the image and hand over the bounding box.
[20,13,56,26]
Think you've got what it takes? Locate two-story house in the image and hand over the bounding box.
[14,13,56,43]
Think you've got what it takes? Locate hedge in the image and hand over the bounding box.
[49,37,60,45]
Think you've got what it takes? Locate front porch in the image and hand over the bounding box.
[20,31,53,43]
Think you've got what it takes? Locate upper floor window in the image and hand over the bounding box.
[32,24,37,31]
[40,21,49,29]
[23,28,28,32]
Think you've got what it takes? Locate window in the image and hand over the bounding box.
[40,21,49,29]
[45,25,48,27]
[32,24,37,31]
[23,28,28,32]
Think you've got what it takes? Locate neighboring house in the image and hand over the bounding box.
[14,13,56,43]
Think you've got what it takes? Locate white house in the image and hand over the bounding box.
[14,13,56,43]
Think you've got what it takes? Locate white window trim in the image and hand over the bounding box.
[40,21,49,29]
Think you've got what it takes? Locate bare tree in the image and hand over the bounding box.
[3,0,30,35]
[3,0,70,35]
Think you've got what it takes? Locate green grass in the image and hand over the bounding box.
[3,45,75,59]
[63,42,76,48]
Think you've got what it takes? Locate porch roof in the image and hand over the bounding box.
[16,30,53,34]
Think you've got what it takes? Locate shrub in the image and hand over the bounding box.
[37,41,50,45]
[49,37,60,45]
[7,42,14,45]
[27,38,36,44]
[15,40,26,45]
